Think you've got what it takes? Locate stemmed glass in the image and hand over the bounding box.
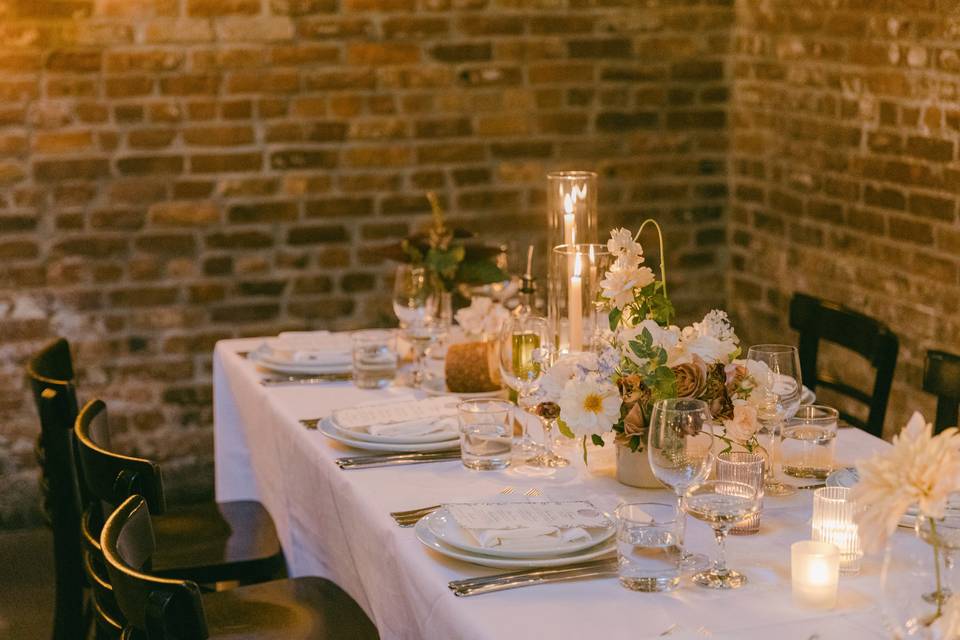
[683,480,761,589]
[392,265,439,388]
[747,344,803,497]
[498,315,568,467]
[647,398,715,572]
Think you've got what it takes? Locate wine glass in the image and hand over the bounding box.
[498,315,568,467]
[392,265,438,387]
[683,480,761,589]
[747,344,803,497]
[647,398,715,572]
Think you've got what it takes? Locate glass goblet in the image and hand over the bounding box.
[747,344,803,497]
[647,398,715,572]
[683,480,761,589]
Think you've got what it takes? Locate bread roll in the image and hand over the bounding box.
[444,341,501,392]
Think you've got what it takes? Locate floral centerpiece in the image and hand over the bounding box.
[535,223,775,477]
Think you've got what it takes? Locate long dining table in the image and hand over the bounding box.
[213,337,894,640]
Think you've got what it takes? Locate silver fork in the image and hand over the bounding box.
[390,486,541,527]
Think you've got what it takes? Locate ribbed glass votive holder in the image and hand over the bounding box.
[812,486,862,575]
[716,451,765,534]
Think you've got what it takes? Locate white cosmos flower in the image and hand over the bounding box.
[558,377,621,437]
[852,412,960,552]
[607,227,644,262]
[538,351,598,402]
[600,265,654,309]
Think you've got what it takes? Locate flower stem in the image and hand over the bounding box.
[932,519,944,619]
[635,219,668,300]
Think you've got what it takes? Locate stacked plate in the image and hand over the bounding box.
[414,500,617,569]
[318,398,461,453]
[248,331,352,375]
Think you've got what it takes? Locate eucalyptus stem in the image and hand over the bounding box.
[635,219,668,300]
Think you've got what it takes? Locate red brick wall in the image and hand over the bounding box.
[728,1,960,437]
[0,0,731,525]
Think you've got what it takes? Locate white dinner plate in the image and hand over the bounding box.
[318,417,460,453]
[414,516,616,568]
[328,417,460,445]
[248,346,351,375]
[422,506,615,559]
[421,375,507,399]
[801,385,816,405]
[825,467,859,489]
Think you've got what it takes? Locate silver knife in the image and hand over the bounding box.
[451,560,618,597]
[336,452,460,469]
[449,558,617,590]
[261,373,352,386]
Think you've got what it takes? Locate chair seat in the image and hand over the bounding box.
[201,576,378,639]
[152,500,284,584]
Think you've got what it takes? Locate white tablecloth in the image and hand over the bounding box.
[213,337,891,640]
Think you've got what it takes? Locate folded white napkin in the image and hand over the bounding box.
[333,398,459,431]
[366,416,458,439]
[472,526,592,551]
[269,331,352,365]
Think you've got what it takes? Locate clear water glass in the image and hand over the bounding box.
[615,502,682,592]
[351,330,398,389]
[647,398,715,572]
[458,399,514,470]
[715,452,765,535]
[812,486,863,574]
[783,404,838,479]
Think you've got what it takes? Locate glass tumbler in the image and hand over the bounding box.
[715,452,765,535]
[812,486,863,574]
[458,399,514,471]
[615,502,682,592]
[783,405,838,479]
[351,330,398,389]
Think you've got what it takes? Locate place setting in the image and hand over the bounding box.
[247,330,354,386]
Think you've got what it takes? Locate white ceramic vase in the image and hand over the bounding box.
[615,443,663,489]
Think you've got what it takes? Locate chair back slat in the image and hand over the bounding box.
[75,399,165,515]
[27,338,86,640]
[789,293,899,438]
[925,350,960,433]
[101,496,209,639]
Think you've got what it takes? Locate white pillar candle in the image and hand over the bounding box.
[791,541,840,609]
[811,487,862,575]
[568,254,583,352]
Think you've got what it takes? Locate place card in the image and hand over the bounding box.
[445,500,611,531]
[333,397,460,430]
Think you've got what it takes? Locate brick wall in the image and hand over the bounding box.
[0,0,731,526]
[728,1,960,437]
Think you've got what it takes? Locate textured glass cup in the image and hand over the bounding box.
[715,452,765,535]
[458,399,514,470]
[812,486,863,574]
[351,330,398,389]
[615,502,682,592]
[783,405,838,479]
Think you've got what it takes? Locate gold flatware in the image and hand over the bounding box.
[391,487,542,527]
[449,558,618,597]
[336,450,460,470]
[261,373,352,387]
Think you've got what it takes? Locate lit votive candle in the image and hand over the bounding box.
[791,541,840,609]
[811,486,863,575]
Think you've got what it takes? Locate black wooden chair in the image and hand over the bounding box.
[789,293,899,438]
[924,350,960,433]
[75,398,287,635]
[102,495,379,639]
[27,339,87,640]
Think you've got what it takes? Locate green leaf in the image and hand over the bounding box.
[556,419,575,439]
[628,434,641,452]
[608,307,622,331]
[455,259,507,285]
[591,433,605,447]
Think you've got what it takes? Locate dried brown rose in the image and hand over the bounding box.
[672,357,707,399]
[623,403,646,436]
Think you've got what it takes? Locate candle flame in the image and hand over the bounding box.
[588,244,595,263]
[563,193,575,215]
[573,253,582,277]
